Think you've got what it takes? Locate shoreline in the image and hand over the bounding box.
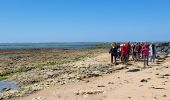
[0,47,169,100]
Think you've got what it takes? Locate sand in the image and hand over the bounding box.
[19,53,170,100]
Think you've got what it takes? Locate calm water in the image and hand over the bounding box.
[0,81,18,92]
[0,42,108,50]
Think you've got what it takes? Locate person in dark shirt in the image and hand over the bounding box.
[132,43,137,61]
[109,42,118,64]
[135,42,141,61]
[149,43,157,62]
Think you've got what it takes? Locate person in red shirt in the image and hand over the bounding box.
[142,43,150,67]
[121,44,128,64]
[124,42,131,61]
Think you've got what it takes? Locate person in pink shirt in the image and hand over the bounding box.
[142,43,150,67]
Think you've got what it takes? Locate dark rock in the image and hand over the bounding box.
[108,82,114,84]
[85,80,90,83]
[97,85,105,87]
[163,95,167,97]
[127,69,140,72]
[162,74,170,76]
[155,73,159,75]
[151,87,165,89]
[140,79,148,83]
[2,88,11,91]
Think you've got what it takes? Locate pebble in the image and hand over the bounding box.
[32,96,46,100]
[75,90,104,95]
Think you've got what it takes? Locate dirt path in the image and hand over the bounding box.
[19,53,170,100]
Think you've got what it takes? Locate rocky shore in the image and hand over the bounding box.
[20,49,170,100]
[0,48,108,99]
[0,44,169,100]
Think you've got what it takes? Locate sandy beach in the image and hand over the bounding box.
[17,52,170,100]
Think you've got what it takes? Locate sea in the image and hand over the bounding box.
[0,42,109,50]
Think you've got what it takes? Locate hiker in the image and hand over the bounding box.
[125,42,131,61]
[109,42,118,64]
[140,43,144,59]
[135,42,142,61]
[117,43,121,59]
[142,43,150,67]
[119,44,124,62]
[121,44,128,64]
[149,43,157,62]
[132,43,137,61]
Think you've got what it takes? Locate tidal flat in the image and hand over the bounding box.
[0,48,107,99]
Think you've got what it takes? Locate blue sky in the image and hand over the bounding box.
[0,0,170,42]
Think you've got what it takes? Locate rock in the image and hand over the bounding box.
[108,82,114,84]
[97,85,105,87]
[68,74,76,79]
[158,76,165,78]
[151,87,165,89]
[162,95,167,97]
[9,90,19,94]
[127,69,140,72]
[0,92,3,97]
[85,80,90,83]
[76,76,82,80]
[162,74,170,76]
[32,96,46,100]
[128,97,132,99]
[2,88,11,92]
[140,79,148,83]
[88,71,102,77]
[31,86,43,92]
[46,71,54,78]
[75,90,104,95]
[155,73,159,75]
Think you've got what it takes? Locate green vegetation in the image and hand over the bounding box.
[0,55,87,80]
[15,66,32,73]
[0,70,14,77]
[0,66,32,80]
[0,76,7,80]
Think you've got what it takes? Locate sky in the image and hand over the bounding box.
[0,0,170,43]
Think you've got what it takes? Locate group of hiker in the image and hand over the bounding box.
[109,42,157,67]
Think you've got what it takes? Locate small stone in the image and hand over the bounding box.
[155,73,159,75]
[163,95,167,97]
[128,96,131,99]
[163,74,170,76]
[2,88,11,92]
[108,82,114,84]
[32,96,46,100]
[127,69,140,72]
[46,72,54,78]
[140,79,148,82]
[85,80,90,83]
[74,90,104,95]
[97,85,105,87]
